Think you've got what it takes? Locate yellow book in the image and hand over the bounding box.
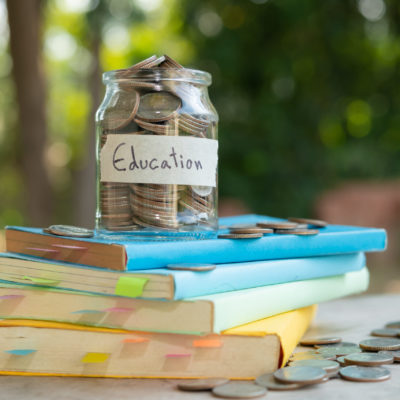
[0,305,316,379]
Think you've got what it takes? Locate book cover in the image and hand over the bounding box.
[5,214,386,271]
[0,267,369,334]
[0,252,366,300]
[0,305,316,379]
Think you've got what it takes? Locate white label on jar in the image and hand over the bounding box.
[100,134,218,186]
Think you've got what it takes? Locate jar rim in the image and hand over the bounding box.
[103,68,212,86]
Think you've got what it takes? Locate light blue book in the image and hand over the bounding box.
[5,214,386,271]
[0,252,365,300]
[0,267,369,334]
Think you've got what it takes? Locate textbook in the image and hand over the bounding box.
[0,267,369,334]
[5,215,386,271]
[0,305,316,379]
[0,252,366,300]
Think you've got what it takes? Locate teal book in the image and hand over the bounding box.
[0,267,369,334]
[0,252,366,300]
[5,214,386,271]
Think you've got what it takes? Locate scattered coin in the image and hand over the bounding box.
[339,366,391,382]
[300,337,342,346]
[256,221,299,230]
[371,328,400,338]
[229,227,274,234]
[45,225,94,238]
[289,350,324,361]
[314,341,358,349]
[255,373,306,391]
[287,217,328,228]
[378,350,400,362]
[212,382,267,399]
[316,346,362,357]
[359,338,400,351]
[274,366,327,385]
[218,233,263,239]
[344,352,394,366]
[177,377,229,391]
[336,356,347,367]
[288,359,340,375]
[166,263,216,272]
[275,229,319,236]
[385,321,400,329]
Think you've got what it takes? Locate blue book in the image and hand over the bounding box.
[0,252,365,300]
[5,214,386,271]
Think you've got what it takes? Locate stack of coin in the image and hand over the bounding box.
[98,54,217,232]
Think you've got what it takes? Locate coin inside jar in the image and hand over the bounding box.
[136,91,181,122]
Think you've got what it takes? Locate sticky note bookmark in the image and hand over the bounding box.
[5,349,36,356]
[115,276,149,298]
[81,352,109,364]
[22,276,60,285]
[192,339,223,348]
[122,337,149,344]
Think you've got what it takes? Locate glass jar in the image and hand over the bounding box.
[95,67,218,239]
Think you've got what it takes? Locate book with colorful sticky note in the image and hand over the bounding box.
[0,305,316,379]
[0,252,366,300]
[0,267,368,334]
[5,214,386,271]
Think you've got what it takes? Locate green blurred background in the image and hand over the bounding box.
[1,0,400,291]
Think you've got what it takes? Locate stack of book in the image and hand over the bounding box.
[0,214,386,378]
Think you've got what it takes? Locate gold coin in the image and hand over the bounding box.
[288,217,328,228]
[257,221,299,229]
[136,92,181,122]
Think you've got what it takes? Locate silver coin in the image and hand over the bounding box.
[255,373,305,391]
[166,263,216,272]
[212,382,267,399]
[274,366,327,385]
[344,352,394,366]
[218,233,263,239]
[257,221,299,229]
[359,338,400,351]
[339,366,391,382]
[316,346,361,357]
[371,328,400,338]
[136,91,181,122]
[287,217,328,228]
[314,341,357,349]
[229,227,274,234]
[336,356,347,366]
[177,377,229,391]
[275,228,319,236]
[288,359,340,374]
[46,225,94,238]
[191,185,213,197]
[289,351,325,361]
[385,321,400,329]
[300,337,342,346]
[378,350,400,362]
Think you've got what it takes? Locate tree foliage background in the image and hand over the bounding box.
[0,0,399,227]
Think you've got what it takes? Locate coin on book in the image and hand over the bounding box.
[229,227,273,234]
[359,338,400,351]
[255,373,305,391]
[212,382,267,398]
[166,263,216,272]
[275,229,319,236]
[177,377,229,391]
[287,217,328,228]
[256,221,299,230]
[218,233,263,239]
[45,225,94,238]
[343,352,394,366]
[274,366,327,385]
[339,366,391,382]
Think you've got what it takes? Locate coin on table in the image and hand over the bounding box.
[359,338,400,351]
[288,359,340,375]
[136,91,181,122]
[371,328,400,338]
[336,356,347,366]
[255,373,305,391]
[314,341,358,349]
[212,382,267,398]
[45,225,94,238]
[177,378,229,392]
[385,321,400,329]
[229,227,274,234]
[289,350,325,361]
[275,229,319,236]
[344,352,394,366]
[274,366,327,385]
[378,350,400,362]
[166,263,216,272]
[256,221,299,230]
[339,366,391,382]
[218,233,263,239]
[287,217,328,228]
[300,337,342,346]
[316,346,361,357]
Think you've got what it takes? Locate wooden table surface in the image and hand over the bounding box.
[1,294,400,399]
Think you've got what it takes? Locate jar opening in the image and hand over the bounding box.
[103,68,212,86]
